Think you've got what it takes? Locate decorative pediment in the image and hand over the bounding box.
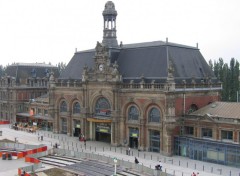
[199,113,215,122]
[95,42,108,56]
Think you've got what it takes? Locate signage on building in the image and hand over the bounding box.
[96,123,111,133]
[131,133,138,137]
[129,128,139,138]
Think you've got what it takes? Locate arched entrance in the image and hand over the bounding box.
[88,97,112,143]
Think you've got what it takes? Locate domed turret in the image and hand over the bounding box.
[102,1,118,47]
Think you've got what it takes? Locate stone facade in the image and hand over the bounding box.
[48,41,221,156]
[47,1,221,156]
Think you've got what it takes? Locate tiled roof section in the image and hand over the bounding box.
[60,40,215,81]
[122,40,196,49]
[11,63,57,68]
[191,101,240,119]
[5,63,60,83]
[117,45,168,78]
[34,93,49,103]
[59,50,95,79]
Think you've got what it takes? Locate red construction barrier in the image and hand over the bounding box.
[18,145,48,175]
[17,152,23,159]
[32,149,37,154]
[18,168,31,176]
[0,120,10,124]
[42,146,47,151]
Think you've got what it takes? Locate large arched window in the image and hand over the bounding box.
[128,106,139,120]
[60,101,67,112]
[95,97,111,116]
[73,102,80,114]
[148,107,160,123]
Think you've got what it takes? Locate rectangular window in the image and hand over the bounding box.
[185,126,194,135]
[202,128,212,138]
[44,109,48,116]
[221,130,233,140]
[38,108,42,115]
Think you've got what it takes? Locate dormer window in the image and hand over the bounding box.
[45,69,49,77]
[31,69,36,78]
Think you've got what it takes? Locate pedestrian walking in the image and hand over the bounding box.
[134,157,139,164]
[128,147,131,156]
[38,134,40,141]
[84,139,86,148]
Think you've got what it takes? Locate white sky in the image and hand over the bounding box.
[0,0,239,67]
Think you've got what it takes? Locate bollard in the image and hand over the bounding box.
[95,147,96,152]
[115,147,116,152]
[203,165,204,171]
[195,163,196,169]
[151,154,152,160]
[138,151,139,157]
[121,148,122,153]
[179,160,180,166]
[211,167,213,173]
[103,147,104,152]
[187,162,188,168]
[90,146,91,151]
[230,171,231,176]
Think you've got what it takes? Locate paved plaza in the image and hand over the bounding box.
[0,124,239,176]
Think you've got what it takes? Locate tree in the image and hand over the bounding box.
[210,58,239,102]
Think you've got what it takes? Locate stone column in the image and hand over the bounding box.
[139,118,146,151]
[119,117,125,146]
[163,118,176,156]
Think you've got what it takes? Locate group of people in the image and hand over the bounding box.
[134,157,162,171]
[37,134,43,141]
[191,172,199,176]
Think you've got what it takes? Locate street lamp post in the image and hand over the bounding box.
[113,157,117,176]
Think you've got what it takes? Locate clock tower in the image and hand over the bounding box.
[102,1,118,47]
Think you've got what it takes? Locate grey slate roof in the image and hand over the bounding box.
[60,50,95,80]
[5,63,59,83]
[60,41,215,82]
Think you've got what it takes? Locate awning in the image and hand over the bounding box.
[87,118,112,123]
[16,113,53,121]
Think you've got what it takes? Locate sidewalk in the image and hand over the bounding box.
[0,125,239,176]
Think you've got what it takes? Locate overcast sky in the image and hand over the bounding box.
[0,0,239,67]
